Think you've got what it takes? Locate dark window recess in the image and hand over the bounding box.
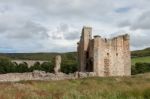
[105,38,107,42]
[116,53,118,56]
[86,58,93,72]
[107,53,109,56]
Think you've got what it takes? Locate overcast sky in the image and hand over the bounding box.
[0,0,150,53]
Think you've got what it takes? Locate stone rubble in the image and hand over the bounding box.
[0,70,96,82]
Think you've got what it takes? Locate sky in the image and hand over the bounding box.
[0,0,150,53]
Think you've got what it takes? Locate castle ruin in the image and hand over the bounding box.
[77,27,131,76]
[54,55,61,74]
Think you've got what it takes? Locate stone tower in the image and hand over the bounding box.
[77,26,92,72]
[77,27,131,76]
[54,55,61,74]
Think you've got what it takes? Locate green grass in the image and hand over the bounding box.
[0,73,150,99]
[131,56,150,65]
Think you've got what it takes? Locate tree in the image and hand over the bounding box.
[0,57,12,74]
[29,62,41,72]
[41,62,54,73]
[61,60,78,74]
[17,62,29,73]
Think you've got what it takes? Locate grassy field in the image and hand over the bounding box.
[0,73,150,99]
[131,56,150,65]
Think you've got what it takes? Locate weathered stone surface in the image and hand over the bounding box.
[32,70,47,77]
[88,72,96,77]
[77,27,131,77]
[74,72,96,78]
[54,55,61,74]
[0,71,99,82]
[78,72,88,78]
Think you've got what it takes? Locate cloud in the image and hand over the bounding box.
[115,7,132,13]
[131,11,150,30]
[118,11,150,30]
[57,23,80,40]
[118,20,131,28]
[6,21,49,40]
[111,29,150,51]
[64,31,79,40]
[131,32,150,48]
[0,0,150,52]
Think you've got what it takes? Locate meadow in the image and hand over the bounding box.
[131,56,150,65]
[0,48,149,99]
[0,73,150,99]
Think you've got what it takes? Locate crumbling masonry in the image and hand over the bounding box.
[54,55,61,74]
[77,27,131,76]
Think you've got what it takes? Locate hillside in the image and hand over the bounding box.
[132,56,150,65]
[131,47,150,57]
[131,48,150,64]
[0,52,77,61]
[0,73,150,99]
[0,47,149,64]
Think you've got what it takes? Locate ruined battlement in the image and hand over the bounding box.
[77,27,131,76]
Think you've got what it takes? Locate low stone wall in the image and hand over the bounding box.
[0,71,96,82]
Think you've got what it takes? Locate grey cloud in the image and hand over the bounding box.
[0,24,8,33]
[118,11,150,30]
[111,31,150,50]
[56,23,80,40]
[49,24,67,40]
[48,23,79,40]
[6,21,49,40]
[0,0,150,52]
[50,32,62,39]
[131,11,150,30]
[131,32,150,48]
[2,0,115,22]
[59,24,68,32]
[118,20,131,28]
[64,31,80,40]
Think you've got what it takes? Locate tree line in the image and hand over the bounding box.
[0,57,78,74]
[131,62,150,75]
[0,56,150,75]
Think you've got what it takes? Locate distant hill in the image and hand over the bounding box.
[131,47,150,58]
[0,47,149,61]
[0,52,77,61]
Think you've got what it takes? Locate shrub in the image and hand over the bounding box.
[0,57,79,74]
[0,57,15,74]
[40,62,54,73]
[132,62,150,75]
[29,62,42,72]
[17,62,29,73]
[61,60,78,74]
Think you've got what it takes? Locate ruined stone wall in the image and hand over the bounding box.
[110,35,131,76]
[122,35,131,76]
[78,27,92,72]
[107,37,123,76]
[78,26,131,77]
[92,34,131,76]
[0,71,96,82]
[93,36,104,76]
